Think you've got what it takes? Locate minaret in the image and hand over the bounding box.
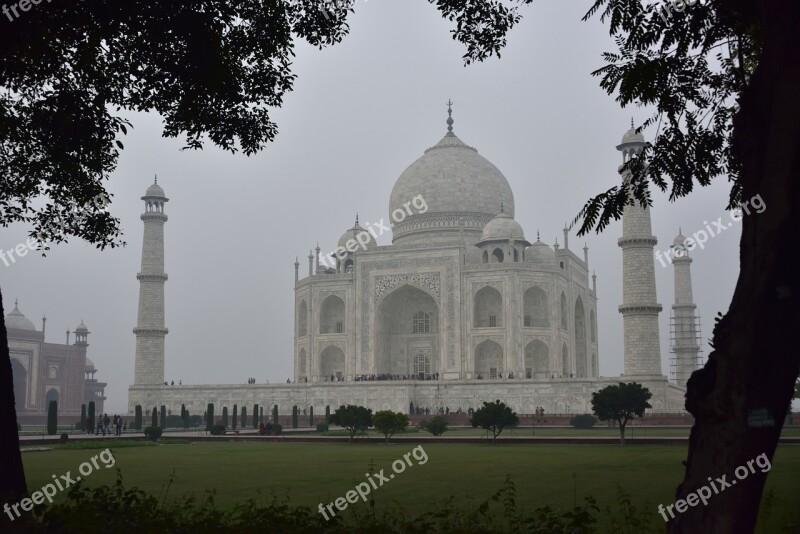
[617,124,663,376]
[133,177,169,385]
[670,231,701,385]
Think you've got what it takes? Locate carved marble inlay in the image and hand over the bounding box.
[374,273,440,302]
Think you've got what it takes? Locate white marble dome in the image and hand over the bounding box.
[621,126,645,145]
[85,357,96,370]
[145,181,166,198]
[337,222,374,251]
[480,210,526,243]
[6,301,36,331]
[526,239,554,263]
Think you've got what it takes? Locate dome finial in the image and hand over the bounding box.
[355,213,359,225]
[631,117,634,129]
[537,229,540,241]
[14,298,19,310]
[446,99,454,133]
[500,201,504,214]
[154,174,158,185]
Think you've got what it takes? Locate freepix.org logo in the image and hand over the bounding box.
[319,194,428,270]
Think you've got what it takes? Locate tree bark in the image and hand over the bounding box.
[670,1,800,532]
[0,289,28,502]
[619,424,626,446]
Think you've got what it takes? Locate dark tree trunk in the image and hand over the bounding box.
[0,289,28,502]
[670,1,800,532]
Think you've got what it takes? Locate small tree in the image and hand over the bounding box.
[425,415,448,437]
[272,405,278,425]
[181,404,188,429]
[292,406,298,429]
[471,400,519,444]
[331,405,372,444]
[79,404,86,432]
[409,401,414,415]
[88,401,96,433]
[309,406,314,427]
[47,400,57,435]
[151,407,158,428]
[325,405,330,424]
[260,406,264,425]
[591,382,652,446]
[253,404,259,428]
[160,405,167,429]
[133,404,141,431]
[222,406,229,428]
[206,403,215,431]
[372,410,409,443]
[183,408,190,430]
[232,405,238,430]
[241,406,247,428]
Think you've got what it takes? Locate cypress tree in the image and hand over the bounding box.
[260,406,264,425]
[253,404,259,428]
[222,406,228,428]
[325,405,330,424]
[134,404,141,430]
[272,404,278,425]
[181,404,187,429]
[292,405,298,429]
[79,404,86,431]
[232,405,238,430]
[241,406,247,428]
[309,406,314,426]
[151,407,158,428]
[47,400,57,435]
[160,405,167,428]
[206,403,214,430]
[88,401,96,433]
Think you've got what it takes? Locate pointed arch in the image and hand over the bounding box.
[474,286,503,327]
[319,295,345,334]
[575,297,587,377]
[298,300,308,336]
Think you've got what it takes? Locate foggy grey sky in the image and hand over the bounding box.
[4,1,743,413]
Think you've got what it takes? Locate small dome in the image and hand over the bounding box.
[5,301,36,331]
[85,358,96,370]
[337,221,375,252]
[76,320,88,332]
[621,126,645,145]
[479,210,527,244]
[673,231,687,247]
[145,182,165,197]
[526,239,554,263]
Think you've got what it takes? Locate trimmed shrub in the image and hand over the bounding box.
[59,433,69,443]
[309,406,314,427]
[165,415,184,428]
[134,405,142,431]
[570,414,598,429]
[325,405,330,424]
[425,415,448,437]
[292,406,298,429]
[273,423,282,435]
[206,403,215,430]
[241,407,247,428]
[160,405,167,429]
[316,421,329,432]
[272,405,278,425]
[232,405,238,430]
[222,407,229,428]
[144,425,162,441]
[88,401,96,433]
[80,404,86,431]
[47,400,58,435]
[210,424,226,436]
[189,415,202,427]
[253,404,259,428]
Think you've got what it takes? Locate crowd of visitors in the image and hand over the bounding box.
[85,413,125,436]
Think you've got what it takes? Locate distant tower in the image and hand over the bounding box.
[133,177,169,385]
[669,231,702,385]
[617,124,663,376]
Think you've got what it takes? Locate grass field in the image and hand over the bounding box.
[21,441,800,531]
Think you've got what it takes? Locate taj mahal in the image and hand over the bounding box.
[128,107,701,417]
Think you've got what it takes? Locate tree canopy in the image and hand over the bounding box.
[591,382,652,445]
[471,400,519,444]
[331,404,372,443]
[372,410,409,443]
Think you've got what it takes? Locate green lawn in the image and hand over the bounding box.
[20,441,800,531]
